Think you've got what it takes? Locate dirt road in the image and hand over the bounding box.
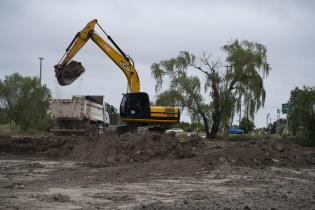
[0,134,314,209]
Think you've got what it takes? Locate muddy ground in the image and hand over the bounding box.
[0,133,314,209]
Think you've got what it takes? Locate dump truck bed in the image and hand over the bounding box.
[49,98,105,122]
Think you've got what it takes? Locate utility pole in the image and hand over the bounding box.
[38,57,44,84]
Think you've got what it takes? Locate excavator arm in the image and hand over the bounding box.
[54,19,140,93]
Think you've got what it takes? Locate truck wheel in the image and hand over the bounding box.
[88,124,97,136]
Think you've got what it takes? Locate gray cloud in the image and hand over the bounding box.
[0,0,314,127]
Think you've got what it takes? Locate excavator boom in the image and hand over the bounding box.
[54,19,140,93]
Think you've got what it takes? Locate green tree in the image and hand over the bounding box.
[222,40,270,127]
[0,108,8,124]
[239,117,255,134]
[105,103,120,125]
[288,86,315,146]
[151,39,270,139]
[151,53,212,138]
[0,73,51,130]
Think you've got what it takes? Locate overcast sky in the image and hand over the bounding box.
[0,0,314,127]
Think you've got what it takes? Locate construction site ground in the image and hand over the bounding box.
[0,133,314,210]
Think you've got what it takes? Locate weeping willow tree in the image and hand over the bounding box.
[151,53,212,138]
[221,40,271,129]
[151,39,270,139]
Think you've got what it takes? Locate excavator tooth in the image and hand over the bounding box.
[55,61,85,86]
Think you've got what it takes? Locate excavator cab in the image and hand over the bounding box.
[120,92,150,119]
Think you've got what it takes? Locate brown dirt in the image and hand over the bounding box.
[0,133,201,162]
[0,133,314,209]
[0,133,314,168]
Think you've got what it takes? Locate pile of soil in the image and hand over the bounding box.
[0,133,201,163]
[0,133,314,168]
[201,139,315,168]
[68,133,202,163]
[0,134,76,157]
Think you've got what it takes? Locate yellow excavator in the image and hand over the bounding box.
[54,19,180,132]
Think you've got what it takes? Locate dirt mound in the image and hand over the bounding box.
[68,133,202,163]
[0,134,75,156]
[201,139,315,168]
[0,133,202,163]
[0,134,314,168]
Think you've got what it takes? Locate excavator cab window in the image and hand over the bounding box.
[120,92,150,118]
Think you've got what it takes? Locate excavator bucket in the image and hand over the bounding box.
[54,61,85,86]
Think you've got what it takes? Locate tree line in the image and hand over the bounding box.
[288,86,315,146]
[0,73,51,130]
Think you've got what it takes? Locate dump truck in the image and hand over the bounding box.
[49,95,110,136]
